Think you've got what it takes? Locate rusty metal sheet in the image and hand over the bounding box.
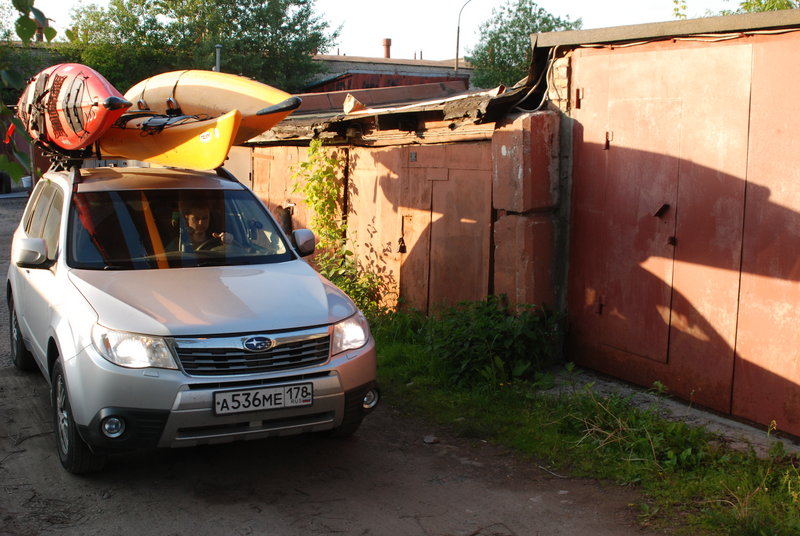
[446,141,493,172]
[348,143,492,313]
[600,98,680,364]
[567,49,611,361]
[664,45,751,412]
[399,158,433,312]
[407,145,447,169]
[225,146,253,188]
[733,36,800,435]
[347,146,403,307]
[568,43,752,414]
[253,146,309,231]
[428,144,492,309]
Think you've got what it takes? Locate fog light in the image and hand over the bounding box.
[362,388,379,410]
[101,417,125,438]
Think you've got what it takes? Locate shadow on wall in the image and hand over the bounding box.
[568,138,800,436]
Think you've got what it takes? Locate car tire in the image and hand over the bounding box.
[0,172,10,194]
[9,296,36,371]
[51,360,106,474]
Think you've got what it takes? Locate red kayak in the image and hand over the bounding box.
[17,63,131,153]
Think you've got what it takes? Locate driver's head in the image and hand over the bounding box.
[183,205,210,235]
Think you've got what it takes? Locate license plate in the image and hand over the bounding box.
[213,383,313,415]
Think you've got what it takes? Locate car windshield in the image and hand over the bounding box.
[67,188,295,270]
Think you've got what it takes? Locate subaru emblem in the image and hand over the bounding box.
[243,336,275,352]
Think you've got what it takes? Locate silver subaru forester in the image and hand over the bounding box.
[7,166,379,473]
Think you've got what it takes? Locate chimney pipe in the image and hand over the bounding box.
[383,38,392,58]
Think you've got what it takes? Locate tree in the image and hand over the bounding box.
[65,0,338,92]
[467,0,581,89]
[719,0,798,14]
[0,0,59,181]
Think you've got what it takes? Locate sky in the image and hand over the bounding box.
[31,0,739,61]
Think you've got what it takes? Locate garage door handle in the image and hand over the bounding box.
[653,203,670,218]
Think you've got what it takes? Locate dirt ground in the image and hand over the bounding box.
[0,194,656,536]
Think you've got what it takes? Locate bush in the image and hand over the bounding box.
[426,296,562,386]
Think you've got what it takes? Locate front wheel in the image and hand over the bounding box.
[9,296,35,371]
[51,360,106,474]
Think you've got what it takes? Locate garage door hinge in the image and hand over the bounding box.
[604,131,613,150]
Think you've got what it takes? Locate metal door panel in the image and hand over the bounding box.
[567,50,611,353]
[734,37,800,433]
[399,165,432,312]
[569,44,752,413]
[599,98,680,362]
[429,166,492,308]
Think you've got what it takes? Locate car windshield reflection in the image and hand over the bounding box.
[68,189,294,269]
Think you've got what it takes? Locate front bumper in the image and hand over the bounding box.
[67,338,377,450]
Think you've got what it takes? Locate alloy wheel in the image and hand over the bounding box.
[55,375,70,456]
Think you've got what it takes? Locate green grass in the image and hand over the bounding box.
[371,303,800,536]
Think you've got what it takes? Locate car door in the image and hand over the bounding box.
[15,180,65,362]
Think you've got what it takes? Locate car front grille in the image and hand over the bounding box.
[174,328,330,376]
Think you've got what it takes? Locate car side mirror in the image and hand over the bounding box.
[292,229,316,257]
[13,237,48,267]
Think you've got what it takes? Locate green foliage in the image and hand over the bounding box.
[673,0,688,19]
[370,296,563,389]
[718,0,798,14]
[426,296,562,386]
[467,0,581,89]
[65,0,337,92]
[374,311,800,535]
[293,138,344,250]
[738,0,798,11]
[293,139,385,317]
[0,0,58,181]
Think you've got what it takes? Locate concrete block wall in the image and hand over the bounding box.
[493,214,556,307]
[491,111,561,308]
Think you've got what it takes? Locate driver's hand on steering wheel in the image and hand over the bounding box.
[212,232,233,244]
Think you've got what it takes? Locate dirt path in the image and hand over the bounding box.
[0,195,656,536]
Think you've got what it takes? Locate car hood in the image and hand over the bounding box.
[68,261,357,336]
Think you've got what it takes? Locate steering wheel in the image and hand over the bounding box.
[194,236,223,251]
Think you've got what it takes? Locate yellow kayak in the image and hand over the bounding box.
[124,70,301,145]
[99,109,242,170]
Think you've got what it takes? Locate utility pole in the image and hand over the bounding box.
[454,0,474,71]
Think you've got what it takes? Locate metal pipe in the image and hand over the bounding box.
[454,0,474,71]
[214,44,222,72]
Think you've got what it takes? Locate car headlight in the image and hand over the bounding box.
[91,324,178,369]
[331,312,370,355]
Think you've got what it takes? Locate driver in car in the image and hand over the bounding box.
[173,201,231,251]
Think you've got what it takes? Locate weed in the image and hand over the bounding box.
[426,296,562,386]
